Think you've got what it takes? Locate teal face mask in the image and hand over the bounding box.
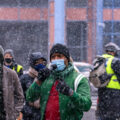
[51,59,66,71]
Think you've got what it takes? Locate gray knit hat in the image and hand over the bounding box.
[4,49,14,58]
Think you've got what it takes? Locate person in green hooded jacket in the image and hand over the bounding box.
[26,43,92,120]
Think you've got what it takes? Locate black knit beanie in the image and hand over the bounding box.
[50,43,70,61]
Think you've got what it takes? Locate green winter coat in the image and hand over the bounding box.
[26,63,92,120]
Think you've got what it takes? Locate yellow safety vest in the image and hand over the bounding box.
[13,64,23,73]
[102,54,120,89]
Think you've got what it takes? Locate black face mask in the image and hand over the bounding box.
[5,58,12,64]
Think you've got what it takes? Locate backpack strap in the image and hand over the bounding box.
[74,74,85,92]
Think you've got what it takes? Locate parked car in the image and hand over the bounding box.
[73,62,91,78]
[73,62,98,95]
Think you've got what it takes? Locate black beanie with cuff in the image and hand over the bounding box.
[50,43,70,61]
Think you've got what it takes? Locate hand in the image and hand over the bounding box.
[33,98,40,109]
[16,112,23,120]
[37,68,50,81]
[56,78,73,96]
[99,72,112,84]
[29,98,40,109]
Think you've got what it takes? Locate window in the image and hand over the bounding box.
[104,21,120,34]
[0,21,48,69]
[103,0,113,8]
[103,35,112,45]
[103,0,120,8]
[103,22,112,33]
[67,21,87,61]
[0,0,18,6]
[103,21,120,49]
[114,0,120,7]
[113,35,120,46]
[113,22,120,33]
[0,0,48,7]
[20,0,48,7]
[66,0,88,7]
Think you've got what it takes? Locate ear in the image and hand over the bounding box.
[64,57,69,66]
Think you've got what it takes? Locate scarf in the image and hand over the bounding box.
[28,67,38,78]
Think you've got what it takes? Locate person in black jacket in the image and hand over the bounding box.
[96,42,120,120]
[20,52,47,120]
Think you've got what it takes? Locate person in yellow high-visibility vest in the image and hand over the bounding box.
[97,42,120,120]
[4,49,23,78]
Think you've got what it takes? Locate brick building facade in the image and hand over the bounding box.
[0,0,120,68]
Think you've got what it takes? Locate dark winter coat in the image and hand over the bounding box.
[20,74,34,98]
[3,66,24,120]
[20,68,41,120]
[26,63,92,120]
[98,88,120,119]
[98,54,120,119]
